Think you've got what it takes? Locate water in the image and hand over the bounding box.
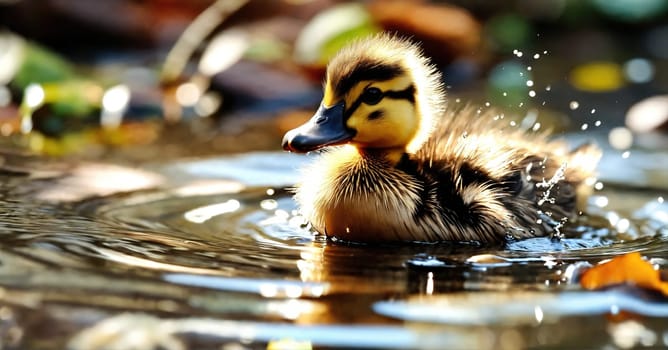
[0,134,667,349]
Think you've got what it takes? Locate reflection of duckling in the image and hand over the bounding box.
[283,34,600,243]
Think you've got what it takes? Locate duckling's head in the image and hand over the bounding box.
[283,34,445,156]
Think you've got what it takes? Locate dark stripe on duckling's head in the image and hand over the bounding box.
[332,60,404,97]
[385,85,416,103]
[367,110,384,120]
[345,84,416,119]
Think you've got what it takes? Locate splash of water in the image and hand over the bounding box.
[536,162,567,206]
[551,217,569,241]
[536,162,569,241]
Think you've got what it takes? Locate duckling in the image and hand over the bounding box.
[282,34,600,243]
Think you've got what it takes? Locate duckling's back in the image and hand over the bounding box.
[410,105,601,241]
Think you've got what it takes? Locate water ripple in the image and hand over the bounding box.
[0,150,667,349]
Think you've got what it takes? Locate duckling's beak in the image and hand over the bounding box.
[282,101,355,153]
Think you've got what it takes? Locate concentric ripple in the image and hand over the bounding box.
[1,150,667,349]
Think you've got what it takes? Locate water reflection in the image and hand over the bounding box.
[68,313,468,350]
[34,163,164,202]
[0,146,666,348]
[374,290,668,325]
[163,274,328,299]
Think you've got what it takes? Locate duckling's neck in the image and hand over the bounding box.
[357,147,406,166]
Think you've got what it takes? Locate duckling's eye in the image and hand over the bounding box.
[360,87,383,105]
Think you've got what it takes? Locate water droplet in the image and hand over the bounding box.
[593,196,609,207]
[606,211,620,226]
[455,98,461,103]
[591,108,596,114]
[533,53,540,59]
[527,66,532,71]
[526,80,534,87]
[260,199,278,210]
[510,121,517,127]
[616,218,630,233]
[595,120,602,127]
[551,217,568,241]
[519,102,524,107]
[594,182,604,190]
[529,90,536,97]
[622,150,631,158]
[658,196,664,203]
[543,50,548,54]
[581,123,589,130]
[426,272,434,295]
[569,101,580,110]
[545,85,551,91]
[532,122,541,131]
[266,188,275,196]
[485,101,491,107]
[502,92,508,97]
[536,162,567,207]
[535,306,544,323]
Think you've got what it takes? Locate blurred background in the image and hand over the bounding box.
[1,2,668,348]
[1,0,667,161]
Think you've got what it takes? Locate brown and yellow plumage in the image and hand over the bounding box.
[283,33,600,243]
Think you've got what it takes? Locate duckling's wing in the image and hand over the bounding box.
[415,105,600,239]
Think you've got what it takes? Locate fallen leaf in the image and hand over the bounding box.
[581,252,668,296]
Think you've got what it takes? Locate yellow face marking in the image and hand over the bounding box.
[342,75,418,150]
[322,77,336,107]
[348,98,417,148]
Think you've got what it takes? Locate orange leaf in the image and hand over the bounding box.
[580,252,668,296]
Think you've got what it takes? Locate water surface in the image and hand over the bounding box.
[0,133,667,349]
